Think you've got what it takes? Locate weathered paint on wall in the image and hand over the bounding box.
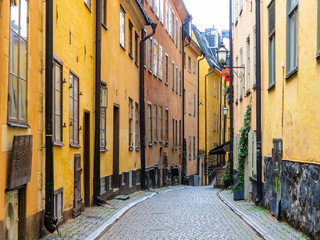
[0,0,44,237]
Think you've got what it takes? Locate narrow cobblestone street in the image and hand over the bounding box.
[101,186,261,240]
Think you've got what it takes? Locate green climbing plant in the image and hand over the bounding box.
[233,104,251,190]
[221,162,231,184]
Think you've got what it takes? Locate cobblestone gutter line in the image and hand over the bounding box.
[86,192,157,240]
[218,190,308,240]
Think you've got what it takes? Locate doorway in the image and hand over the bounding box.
[113,105,120,189]
[73,154,82,217]
[83,110,90,207]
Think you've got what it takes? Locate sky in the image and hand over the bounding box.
[183,0,229,33]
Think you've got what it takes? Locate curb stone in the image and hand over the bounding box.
[218,191,276,240]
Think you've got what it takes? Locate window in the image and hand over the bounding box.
[155,0,159,17]
[153,104,157,142]
[253,26,257,85]
[188,91,192,115]
[236,57,239,101]
[240,0,243,12]
[214,82,216,97]
[135,32,139,65]
[165,53,169,84]
[53,59,62,143]
[159,106,163,142]
[175,120,177,148]
[128,20,133,57]
[102,0,107,26]
[148,37,152,72]
[135,103,139,150]
[9,0,28,124]
[235,0,238,22]
[150,0,155,11]
[179,25,182,52]
[179,70,182,95]
[54,188,63,221]
[240,49,243,98]
[171,9,174,38]
[179,120,181,147]
[193,136,196,158]
[101,177,106,194]
[188,136,192,160]
[153,39,158,76]
[286,0,298,75]
[188,56,192,72]
[129,98,133,149]
[172,118,175,148]
[216,82,219,99]
[159,45,163,79]
[172,61,175,90]
[269,1,276,86]
[165,109,169,143]
[246,38,250,91]
[144,29,147,67]
[160,0,164,23]
[193,62,196,74]
[69,72,79,146]
[147,103,152,145]
[100,84,107,149]
[120,6,125,48]
[166,0,170,31]
[84,0,91,9]
[176,67,178,94]
[176,17,178,46]
[193,94,196,116]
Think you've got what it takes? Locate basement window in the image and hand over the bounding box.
[54,188,63,222]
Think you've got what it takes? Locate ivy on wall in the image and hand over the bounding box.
[233,104,251,190]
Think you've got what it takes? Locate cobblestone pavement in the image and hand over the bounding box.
[219,190,309,240]
[43,186,183,240]
[101,186,261,240]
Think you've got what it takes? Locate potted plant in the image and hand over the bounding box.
[233,104,251,201]
[221,162,231,188]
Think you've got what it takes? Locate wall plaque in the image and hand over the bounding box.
[7,135,33,190]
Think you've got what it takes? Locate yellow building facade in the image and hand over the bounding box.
[0,0,44,238]
[192,26,222,185]
[261,0,320,238]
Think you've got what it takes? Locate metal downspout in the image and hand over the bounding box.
[205,69,215,185]
[229,0,234,186]
[255,0,263,204]
[140,23,157,189]
[197,54,205,177]
[93,0,102,204]
[44,0,57,233]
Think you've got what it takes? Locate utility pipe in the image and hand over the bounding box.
[197,54,205,177]
[229,0,234,186]
[93,0,102,205]
[44,0,57,233]
[255,0,263,204]
[205,69,216,185]
[140,23,157,189]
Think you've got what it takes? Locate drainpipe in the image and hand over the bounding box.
[44,0,57,233]
[205,69,215,185]
[223,77,227,165]
[197,54,205,176]
[140,22,157,189]
[93,0,102,204]
[219,77,222,165]
[182,36,191,184]
[255,0,263,204]
[229,0,234,186]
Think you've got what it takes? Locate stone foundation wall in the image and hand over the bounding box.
[264,158,320,239]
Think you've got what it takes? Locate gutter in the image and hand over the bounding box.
[140,22,157,189]
[205,69,216,185]
[255,0,263,204]
[197,54,205,177]
[229,0,234,187]
[44,0,58,233]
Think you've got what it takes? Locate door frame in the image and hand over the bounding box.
[113,105,120,189]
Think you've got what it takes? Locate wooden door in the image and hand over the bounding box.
[83,111,90,207]
[74,154,82,217]
[113,105,120,189]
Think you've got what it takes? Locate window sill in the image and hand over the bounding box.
[7,122,30,129]
[120,44,126,51]
[70,143,81,149]
[153,73,157,78]
[84,2,91,12]
[129,53,133,59]
[148,69,152,74]
[154,140,158,143]
[268,83,275,91]
[285,67,298,80]
[101,23,108,31]
[159,140,163,144]
[129,146,134,151]
[148,143,153,147]
[240,96,243,101]
[164,142,168,147]
[253,84,256,90]
[100,148,108,153]
[165,82,168,86]
[135,62,139,68]
[245,89,251,96]
[54,142,64,147]
[135,147,140,152]
[236,100,238,105]
[159,77,162,81]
